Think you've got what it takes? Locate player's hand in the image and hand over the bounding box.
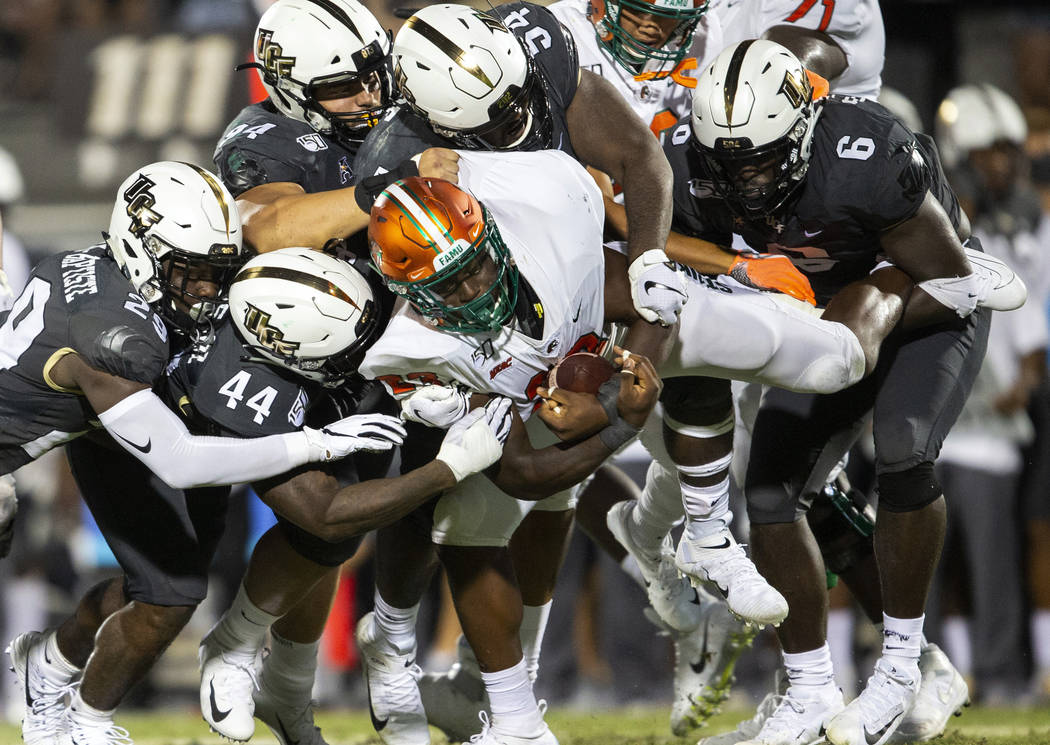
[628,249,687,326]
[611,347,662,429]
[0,473,17,559]
[729,253,816,305]
[400,384,470,428]
[436,397,514,481]
[303,413,407,461]
[536,386,609,441]
[418,148,460,183]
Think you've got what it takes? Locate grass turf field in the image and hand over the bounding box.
[4,703,1048,745]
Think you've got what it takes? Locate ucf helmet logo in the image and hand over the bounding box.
[256,29,296,79]
[778,70,809,110]
[242,303,300,357]
[123,175,162,239]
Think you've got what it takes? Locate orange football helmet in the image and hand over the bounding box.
[369,176,519,333]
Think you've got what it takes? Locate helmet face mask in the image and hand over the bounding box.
[250,0,394,147]
[690,40,818,218]
[106,161,245,338]
[229,247,382,387]
[393,5,553,151]
[589,0,708,73]
[369,177,520,334]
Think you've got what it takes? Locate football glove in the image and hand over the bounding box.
[302,413,406,461]
[436,397,514,482]
[728,253,816,305]
[628,249,688,326]
[401,384,470,428]
[0,473,16,559]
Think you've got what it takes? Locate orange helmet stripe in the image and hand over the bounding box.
[384,182,455,252]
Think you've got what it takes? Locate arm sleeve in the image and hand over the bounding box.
[97,388,314,489]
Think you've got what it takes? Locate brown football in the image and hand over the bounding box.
[547,352,616,395]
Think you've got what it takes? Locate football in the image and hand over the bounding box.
[548,352,616,395]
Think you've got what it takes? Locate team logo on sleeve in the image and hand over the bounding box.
[123,175,162,238]
[296,134,328,152]
[288,389,307,427]
[241,303,300,356]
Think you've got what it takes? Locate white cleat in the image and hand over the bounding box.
[671,599,758,735]
[419,636,487,743]
[965,248,1027,311]
[8,631,77,745]
[68,719,133,745]
[675,528,788,627]
[355,611,428,745]
[698,675,786,745]
[198,632,258,742]
[736,684,843,745]
[607,501,701,633]
[466,711,559,745]
[825,658,919,745]
[888,644,969,743]
[254,678,328,745]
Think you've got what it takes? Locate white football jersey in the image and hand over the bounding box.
[360,149,607,419]
[709,0,884,98]
[549,0,725,142]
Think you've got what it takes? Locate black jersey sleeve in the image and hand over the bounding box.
[664,118,735,244]
[69,310,169,385]
[213,105,316,196]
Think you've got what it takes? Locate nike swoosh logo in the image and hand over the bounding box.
[240,610,266,627]
[643,280,687,298]
[274,712,301,745]
[690,618,711,675]
[572,302,582,322]
[209,681,232,723]
[864,710,904,744]
[704,538,732,549]
[364,668,388,731]
[804,228,822,238]
[44,646,53,665]
[114,432,152,454]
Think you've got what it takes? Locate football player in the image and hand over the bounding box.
[674,41,1023,745]
[357,147,937,745]
[1,161,407,745]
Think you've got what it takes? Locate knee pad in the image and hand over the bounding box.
[877,462,941,513]
[806,485,876,574]
[660,377,733,427]
[279,517,364,567]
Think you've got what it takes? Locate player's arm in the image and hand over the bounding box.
[762,25,847,82]
[236,181,370,254]
[52,352,404,490]
[485,352,662,501]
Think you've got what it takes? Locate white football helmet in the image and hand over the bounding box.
[691,40,820,217]
[228,247,382,386]
[106,161,244,335]
[935,83,1028,169]
[392,4,552,150]
[248,0,393,144]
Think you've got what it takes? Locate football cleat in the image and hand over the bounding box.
[419,635,487,743]
[253,676,328,745]
[355,611,428,745]
[671,599,758,735]
[965,248,1027,311]
[68,719,132,745]
[888,644,969,742]
[8,630,78,745]
[698,671,788,745]
[825,658,919,745]
[465,711,559,745]
[607,501,701,633]
[198,632,258,742]
[675,528,788,627]
[736,683,843,745]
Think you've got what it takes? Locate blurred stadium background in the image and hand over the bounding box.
[1,0,1050,741]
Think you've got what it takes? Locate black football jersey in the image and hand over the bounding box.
[165,318,321,439]
[352,0,580,212]
[0,246,170,474]
[665,96,963,305]
[213,100,360,198]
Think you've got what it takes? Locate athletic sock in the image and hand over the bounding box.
[373,592,419,655]
[209,583,279,659]
[882,613,924,675]
[484,658,545,737]
[261,631,319,699]
[519,601,551,683]
[783,643,836,694]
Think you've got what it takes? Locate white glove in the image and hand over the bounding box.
[628,249,688,326]
[436,397,514,482]
[0,473,16,559]
[401,384,470,428]
[302,413,407,462]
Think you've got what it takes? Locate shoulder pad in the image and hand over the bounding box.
[70,313,169,384]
